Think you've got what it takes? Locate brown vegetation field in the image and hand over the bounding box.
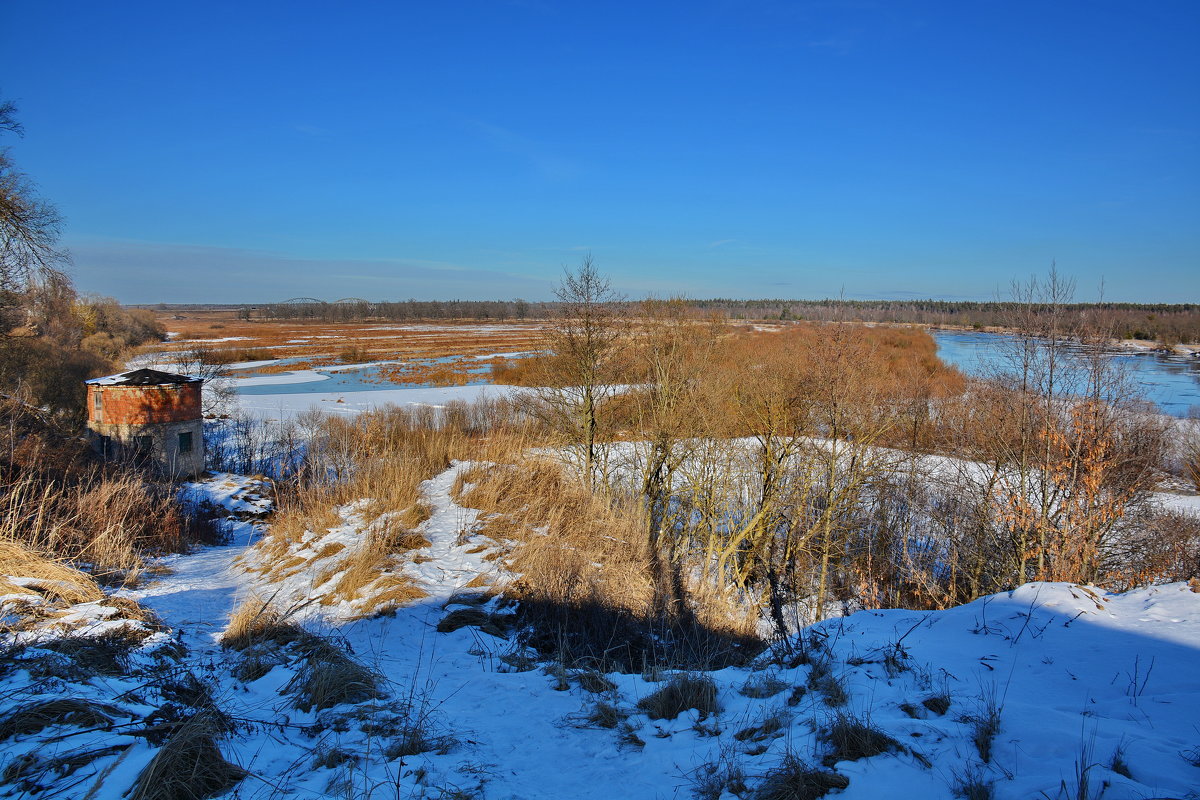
[144,308,551,386]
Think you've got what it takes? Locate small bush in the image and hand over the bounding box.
[637,674,718,720]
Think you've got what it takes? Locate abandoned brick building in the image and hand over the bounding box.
[85,368,205,477]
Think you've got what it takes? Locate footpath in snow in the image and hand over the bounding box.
[1,466,1198,799]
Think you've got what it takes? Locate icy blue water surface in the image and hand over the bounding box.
[932,330,1200,417]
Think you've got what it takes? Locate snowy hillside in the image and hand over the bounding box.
[1,467,1197,800]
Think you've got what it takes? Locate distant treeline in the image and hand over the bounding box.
[699,299,1200,343]
[254,298,1200,343]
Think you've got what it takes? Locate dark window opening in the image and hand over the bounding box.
[92,391,102,414]
[178,431,193,454]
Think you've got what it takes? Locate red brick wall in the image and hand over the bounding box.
[89,383,202,425]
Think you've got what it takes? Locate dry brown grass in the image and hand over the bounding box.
[820,713,900,763]
[220,596,308,651]
[456,455,759,670]
[636,674,719,720]
[459,458,655,616]
[0,539,103,607]
[0,698,119,740]
[128,710,246,800]
[355,576,428,618]
[752,753,849,800]
[246,404,532,615]
[286,643,384,712]
[0,468,198,585]
[144,315,550,387]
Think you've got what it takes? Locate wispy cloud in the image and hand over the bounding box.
[293,123,329,138]
[707,238,737,249]
[468,120,581,180]
[67,238,554,304]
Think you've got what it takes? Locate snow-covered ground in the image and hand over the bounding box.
[234,381,522,420]
[2,467,1198,799]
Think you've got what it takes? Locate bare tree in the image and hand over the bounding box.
[0,100,69,335]
[529,255,625,486]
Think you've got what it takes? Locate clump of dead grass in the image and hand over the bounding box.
[820,712,900,764]
[740,673,789,699]
[458,457,760,671]
[128,710,246,800]
[637,674,719,720]
[0,698,119,740]
[752,752,849,800]
[0,539,103,607]
[220,595,308,651]
[287,643,385,712]
[577,670,617,694]
[0,466,201,586]
[39,627,153,675]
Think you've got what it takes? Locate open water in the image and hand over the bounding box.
[932,330,1200,418]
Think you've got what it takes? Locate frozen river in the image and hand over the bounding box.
[933,330,1200,417]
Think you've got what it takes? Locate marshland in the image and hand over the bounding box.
[3,3,1199,797]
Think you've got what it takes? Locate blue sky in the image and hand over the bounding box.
[1,1,1196,303]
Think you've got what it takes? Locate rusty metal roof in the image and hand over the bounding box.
[86,368,202,387]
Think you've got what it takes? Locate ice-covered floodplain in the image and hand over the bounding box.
[232,376,522,419]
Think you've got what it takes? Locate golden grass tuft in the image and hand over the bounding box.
[220,596,307,651]
[286,645,384,712]
[0,698,118,740]
[128,710,246,800]
[637,674,719,720]
[0,539,103,607]
[353,575,428,619]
